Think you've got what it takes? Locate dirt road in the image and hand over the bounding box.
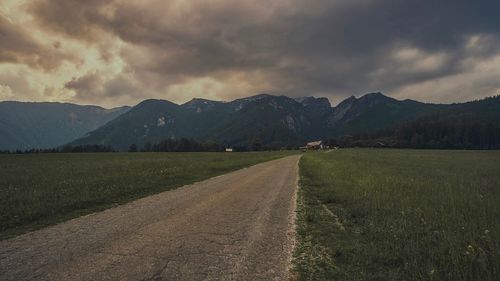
[0,155,300,281]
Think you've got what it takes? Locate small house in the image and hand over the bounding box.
[306,140,324,150]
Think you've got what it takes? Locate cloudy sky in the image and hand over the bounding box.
[1,0,499,108]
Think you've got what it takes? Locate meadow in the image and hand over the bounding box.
[294,149,500,281]
[0,151,293,239]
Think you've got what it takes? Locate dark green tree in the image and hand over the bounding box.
[128,144,138,152]
[251,138,262,151]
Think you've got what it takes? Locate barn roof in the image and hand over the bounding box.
[307,140,322,146]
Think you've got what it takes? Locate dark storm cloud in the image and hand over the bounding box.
[64,70,144,104]
[64,72,104,96]
[0,14,72,71]
[249,0,500,95]
[26,0,113,42]
[27,0,500,102]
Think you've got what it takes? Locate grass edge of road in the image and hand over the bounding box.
[290,154,342,280]
[1,152,296,241]
[287,155,301,281]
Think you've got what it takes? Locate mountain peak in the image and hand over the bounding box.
[105,106,131,114]
[294,96,332,110]
[182,98,223,106]
[182,98,224,113]
[184,97,222,103]
[137,99,175,105]
[237,93,274,101]
[134,99,179,112]
[335,96,356,107]
[355,92,397,106]
[359,92,393,101]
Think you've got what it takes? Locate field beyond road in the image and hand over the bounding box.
[295,149,500,281]
[0,151,295,239]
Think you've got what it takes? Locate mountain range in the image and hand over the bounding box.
[1,93,499,151]
[0,102,129,150]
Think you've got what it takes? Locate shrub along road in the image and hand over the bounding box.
[0,155,300,281]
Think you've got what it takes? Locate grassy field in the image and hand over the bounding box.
[0,151,294,239]
[294,149,500,281]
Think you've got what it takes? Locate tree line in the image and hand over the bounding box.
[0,138,293,154]
[129,138,224,152]
[128,138,294,152]
[0,145,116,154]
[326,113,500,150]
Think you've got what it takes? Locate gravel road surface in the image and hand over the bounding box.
[0,155,300,281]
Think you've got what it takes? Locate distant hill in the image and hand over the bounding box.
[0,102,130,150]
[71,94,334,150]
[71,92,499,150]
[5,93,499,151]
[355,95,500,149]
[326,92,446,135]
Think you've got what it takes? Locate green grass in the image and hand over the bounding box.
[0,151,294,239]
[294,149,500,281]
